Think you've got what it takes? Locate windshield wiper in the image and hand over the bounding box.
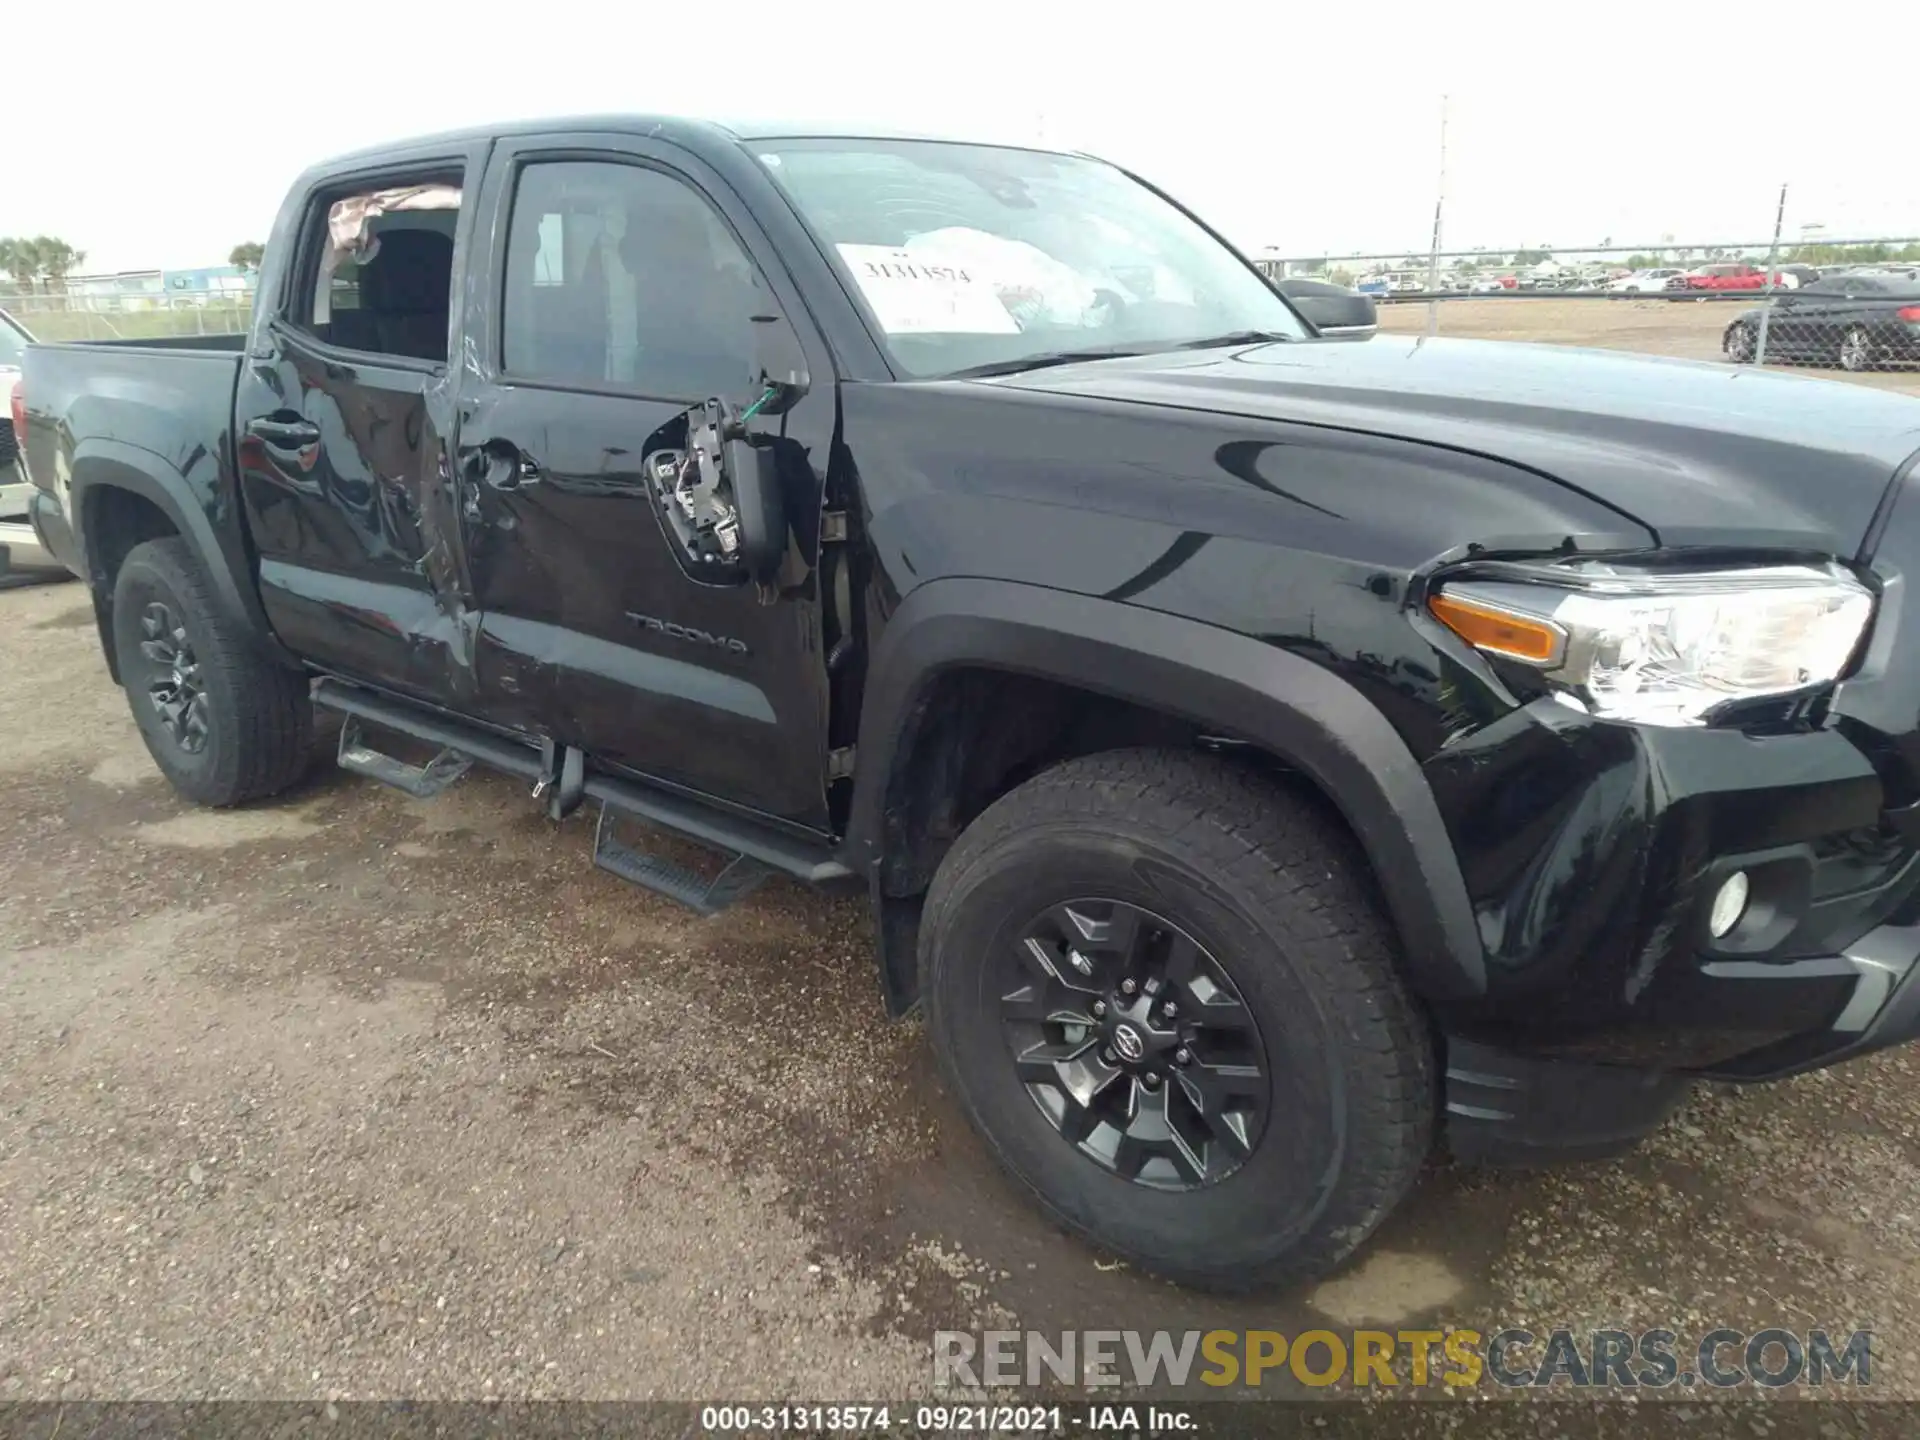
[1170,330,1297,351]
[947,346,1147,379]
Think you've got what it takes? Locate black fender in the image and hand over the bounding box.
[845,577,1486,1003]
[70,438,297,682]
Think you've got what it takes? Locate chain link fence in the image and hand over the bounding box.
[0,287,254,343]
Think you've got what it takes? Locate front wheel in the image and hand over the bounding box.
[1724,322,1756,364]
[1840,325,1874,373]
[921,749,1434,1292]
[111,537,312,807]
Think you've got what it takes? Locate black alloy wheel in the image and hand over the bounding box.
[135,600,210,754]
[1003,898,1269,1191]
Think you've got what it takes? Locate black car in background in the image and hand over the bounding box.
[1725,271,1920,371]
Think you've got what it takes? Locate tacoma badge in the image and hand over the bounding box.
[624,612,750,654]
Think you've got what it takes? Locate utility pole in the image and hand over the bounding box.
[1754,183,1788,366]
[1426,95,1450,338]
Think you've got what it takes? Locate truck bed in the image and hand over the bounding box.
[19,338,248,581]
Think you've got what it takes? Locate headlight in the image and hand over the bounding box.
[1427,561,1876,726]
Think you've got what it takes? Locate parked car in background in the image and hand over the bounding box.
[1675,264,1789,294]
[1610,268,1683,292]
[0,308,26,479]
[1355,275,1391,301]
[1725,272,1920,371]
[1470,276,1509,293]
[1,307,64,577]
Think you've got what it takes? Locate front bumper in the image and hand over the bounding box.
[1700,918,1920,1079]
[1443,928,1920,1164]
[1420,693,1920,1078]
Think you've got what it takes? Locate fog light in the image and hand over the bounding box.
[1709,871,1750,938]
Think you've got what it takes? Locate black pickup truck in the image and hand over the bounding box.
[19,117,1920,1293]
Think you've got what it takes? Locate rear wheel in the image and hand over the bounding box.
[111,537,312,807]
[921,749,1434,1292]
[1840,325,1874,373]
[1723,322,1756,364]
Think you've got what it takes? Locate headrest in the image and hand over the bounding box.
[360,229,452,313]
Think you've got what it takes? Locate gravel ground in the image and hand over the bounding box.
[3,577,1919,1420]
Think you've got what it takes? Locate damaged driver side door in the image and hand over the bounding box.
[453,135,835,829]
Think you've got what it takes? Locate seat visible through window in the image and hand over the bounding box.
[329,229,453,361]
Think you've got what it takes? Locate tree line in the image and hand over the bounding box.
[0,236,87,293]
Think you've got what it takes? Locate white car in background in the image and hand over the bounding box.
[1609,268,1684,293]
[1,307,63,578]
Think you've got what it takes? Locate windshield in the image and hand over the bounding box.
[753,139,1307,378]
[0,314,26,369]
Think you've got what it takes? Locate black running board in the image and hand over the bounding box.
[336,714,473,798]
[310,678,852,910]
[592,805,771,917]
[313,679,546,782]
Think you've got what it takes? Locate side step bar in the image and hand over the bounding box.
[314,678,546,782]
[310,678,852,913]
[592,807,771,918]
[337,714,472,798]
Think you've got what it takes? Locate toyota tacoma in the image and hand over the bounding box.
[17,117,1920,1292]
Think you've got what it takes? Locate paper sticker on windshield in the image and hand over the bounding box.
[836,244,1020,334]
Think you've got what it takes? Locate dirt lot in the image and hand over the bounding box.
[4,580,1920,1416]
[1378,296,1920,399]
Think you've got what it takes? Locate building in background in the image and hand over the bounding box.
[36,265,256,311]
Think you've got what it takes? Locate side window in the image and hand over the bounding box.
[502,160,761,397]
[289,176,462,362]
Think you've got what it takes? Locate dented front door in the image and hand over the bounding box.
[452,132,835,830]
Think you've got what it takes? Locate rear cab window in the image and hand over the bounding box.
[284,173,464,364]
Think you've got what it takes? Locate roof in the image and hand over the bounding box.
[312,115,1079,173]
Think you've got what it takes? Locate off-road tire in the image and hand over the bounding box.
[921,747,1434,1293]
[111,537,311,807]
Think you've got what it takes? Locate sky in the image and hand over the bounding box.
[6,0,1917,274]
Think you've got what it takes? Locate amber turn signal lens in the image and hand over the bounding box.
[1428,593,1563,664]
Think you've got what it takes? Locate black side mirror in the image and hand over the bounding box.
[724,431,788,582]
[1275,278,1380,339]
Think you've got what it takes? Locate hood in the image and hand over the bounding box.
[991,335,1920,555]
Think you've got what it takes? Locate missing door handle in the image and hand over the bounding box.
[469,441,541,490]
